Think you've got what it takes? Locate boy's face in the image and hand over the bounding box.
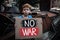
[22,7,31,15]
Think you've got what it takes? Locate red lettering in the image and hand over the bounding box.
[19,27,39,37]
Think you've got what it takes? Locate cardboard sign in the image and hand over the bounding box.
[15,18,43,39]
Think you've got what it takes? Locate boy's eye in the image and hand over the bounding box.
[24,9,29,10]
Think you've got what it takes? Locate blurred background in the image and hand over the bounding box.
[0,0,60,40]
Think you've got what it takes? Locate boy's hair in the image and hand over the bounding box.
[22,3,32,9]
